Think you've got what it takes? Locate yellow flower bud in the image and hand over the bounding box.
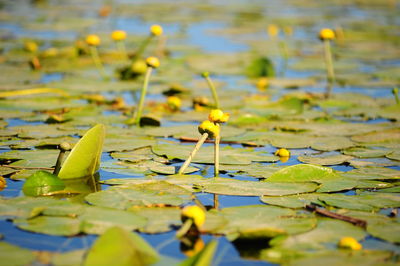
[111,30,127,41]
[24,41,38,53]
[0,176,6,191]
[274,148,290,157]
[150,24,163,36]
[181,205,206,228]
[198,120,220,138]
[131,59,148,74]
[146,56,160,68]
[338,237,362,250]
[167,96,181,111]
[208,109,229,123]
[86,34,101,46]
[256,77,269,90]
[267,24,280,38]
[319,28,335,41]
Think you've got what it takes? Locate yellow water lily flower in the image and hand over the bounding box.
[86,34,101,46]
[267,24,280,38]
[146,56,160,68]
[0,176,6,190]
[208,109,229,123]
[274,148,290,157]
[111,30,127,41]
[150,24,163,36]
[319,28,335,41]
[198,120,220,138]
[181,205,206,228]
[167,96,181,111]
[338,237,362,250]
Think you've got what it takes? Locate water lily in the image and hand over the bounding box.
[85,34,107,79]
[338,237,362,250]
[319,28,336,98]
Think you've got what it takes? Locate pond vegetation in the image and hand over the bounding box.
[0,0,399,265]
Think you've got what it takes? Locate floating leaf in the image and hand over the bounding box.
[0,242,36,266]
[58,124,105,179]
[298,153,353,165]
[266,164,339,183]
[130,207,181,234]
[14,216,81,236]
[211,205,316,241]
[194,177,318,196]
[342,147,391,158]
[83,226,159,266]
[22,171,65,196]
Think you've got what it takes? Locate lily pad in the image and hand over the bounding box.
[194,177,318,196]
[0,242,36,266]
[14,216,81,236]
[22,170,65,196]
[298,153,353,165]
[85,181,192,209]
[265,164,339,183]
[210,205,317,241]
[342,147,391,158]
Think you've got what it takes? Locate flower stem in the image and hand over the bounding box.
[214,134,220,177]
[204,75,220,109]
[176,219,193,239]
[134,35,152,60]
[89,46,107,80]
[392,87,399,104]
[116,40,128,61]
[178,133,208,175]
[323,39,335,98]
[134,67,153,125]
[53,150,66,176]
[213,194,219,210]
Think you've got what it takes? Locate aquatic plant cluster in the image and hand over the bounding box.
[0,0,399,265]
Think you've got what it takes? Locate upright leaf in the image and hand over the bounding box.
[58,124,105,179]
[83,226,159,266]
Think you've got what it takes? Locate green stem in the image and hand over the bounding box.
[324,39,335,97]
[134,35,153,60]
[116,40,128,60]
[214,134,220,177]
[178,133,208,175]
[176,219,193,239]
[53,150,65,176]
[204,76,220,109]
[213,194,219,210]
[134,67,153,125]
[392,87,399,104]
[89,46,108,79]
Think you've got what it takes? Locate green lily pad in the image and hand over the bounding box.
[340,167,400,180]
[351,128,400,144]
[79,206,148,235]
[318,193,400,211]
[152,144,278,165]
[0,149,59,168]
[260,193,325,209]
[130,207,181,234]
[194,177,318,196]
[386,151,400,161]
[85,181,192,209]
[310,136,355,151]
[342,147,392,158]
[298,153,353,165]
[84,226,159,266]
[22,170,65,196]
[265,164,339,183]
[211,205,316,241]
[0,242,36,266]
[14,216,81,236]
